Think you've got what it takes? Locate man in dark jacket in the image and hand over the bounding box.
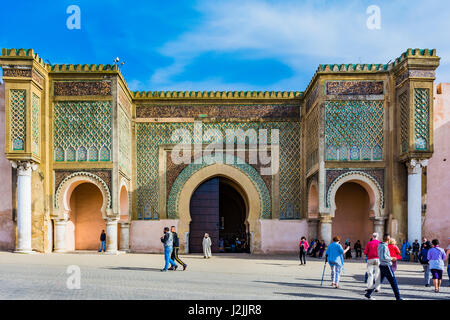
[169,226,187,271]
[98,230,106,252]
[160,227,177,272]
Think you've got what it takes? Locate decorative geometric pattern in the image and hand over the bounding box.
[136,121,301,220]
[325,100,384,161]
[399,91,409,153]
[53,101,112,162]
[9,89,26,151]
[306,105,319,171]
[118,105,131,176]
[167,154,271,219]
[54,81,112,96]
[326,81,384,96]
[414,88,429,151]
[31,93,40,156]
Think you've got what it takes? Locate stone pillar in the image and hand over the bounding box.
[406,159,427,244]
[118,222,129,251]
[307,218,319,241]
[105,218,119,254]
[54,219,68,253]
[372,218,385,238]
[319,215,332,246]
[12,161,36,253]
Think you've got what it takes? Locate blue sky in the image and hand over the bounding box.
[0,0,449,91]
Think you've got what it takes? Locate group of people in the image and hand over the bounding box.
[306,239,326,259]
[298,233,450,299]
[160,226,188,271]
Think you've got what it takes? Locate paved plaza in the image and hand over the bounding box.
[0,251,448,300]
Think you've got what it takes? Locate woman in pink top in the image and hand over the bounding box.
[299,236,309,265]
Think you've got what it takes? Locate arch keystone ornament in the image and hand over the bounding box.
[52,171,114,253]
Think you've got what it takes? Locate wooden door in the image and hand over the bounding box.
[189,178,219,253]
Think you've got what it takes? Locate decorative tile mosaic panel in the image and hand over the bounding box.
[118,105,131,176]
[53,81,112,96]
[325,100,384,161]
[31,93,40,156]
[414,88,429,151]
[326,81,384,96]
[399,91,409,153]
[53,101,112,162]
[305,106,319,171]
[136,121,301,220]
[305,84,319,114]
[9,89,26,151]
[3,67,32,78]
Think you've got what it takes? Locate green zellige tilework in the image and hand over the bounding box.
[414,88,430,151]
[136,121,301,220]
[31,93,40,156]
[118,105,131,176]
[325,100,384,161]
[10,89,26,151]
[53,101,112,162]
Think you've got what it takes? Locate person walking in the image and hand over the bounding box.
[365,234,402,300]
[412,239,420,262]
[169,226,187,271]
[363,233,381,292]
[160,227,177,272]
[421,237,428,251]
[401,240,411,261]
[298,236,309,265]
[203,233,212,258]
[354,240,362,258]
[388,238,402,272]
[418,241,432,287]
[427,239,446,293]
[98,230,106,253]
[325,236,350,288]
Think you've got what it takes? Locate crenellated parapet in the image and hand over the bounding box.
[132,90,302,100]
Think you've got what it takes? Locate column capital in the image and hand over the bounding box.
[319,214,332,224]
[106,217,119,224]
[371,218,385,226]
[406,158,428,174]
[10,160,38,173]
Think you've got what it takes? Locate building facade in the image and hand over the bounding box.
[0,48,441,254]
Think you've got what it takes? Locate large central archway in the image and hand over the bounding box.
[177,164,263,254]
[188,177,248,253]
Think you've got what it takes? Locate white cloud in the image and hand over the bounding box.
[142,0,450,90]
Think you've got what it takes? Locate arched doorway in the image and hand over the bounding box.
[189,176,248,254]
[332,182,372,247]
[67,182,105,250]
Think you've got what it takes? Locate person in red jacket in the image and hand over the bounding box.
[299,236,309,265]
[388,238,402,272]
[363,233,381,292]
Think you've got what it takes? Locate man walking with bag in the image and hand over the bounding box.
[363,232,381,292]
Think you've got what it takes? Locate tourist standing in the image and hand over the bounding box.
[412,239,420,262]
[160,227,177,272]
[365,234,402,300]
[169,226,187,271]
[312,239,320,258]
[363,233,381,292]
[388,238,402,272]
[298,236,309,265]
[401,240,411,261]
[203,233,212,258]
[318,240,326,258]
[354,240,362,258]
[421,237,428,250]
[427,239,446,293]
[418,241,431,287]
[98,230,106,253]
[325,236,350,288]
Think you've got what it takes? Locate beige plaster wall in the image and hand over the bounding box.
[259,219,308,254]
[130,219,179,253]
[426,83,450,242]
[0,82,14,251]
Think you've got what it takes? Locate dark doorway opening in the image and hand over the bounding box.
[189,177,249,254]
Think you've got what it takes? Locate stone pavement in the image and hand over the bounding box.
[0,251,448,300]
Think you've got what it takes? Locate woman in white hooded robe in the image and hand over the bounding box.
[203,233,212,258]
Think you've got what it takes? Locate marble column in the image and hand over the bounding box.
[12,161,36,253]
[319,215,332,246]
[406,159,427,244]
[118,222,130,251]
[307,218,319,241]
[372,218,385,238]
[105,218,119,254]
[53,219,67,253]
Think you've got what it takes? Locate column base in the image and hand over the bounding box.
[53,249,67,253]
[104,250,119,255]
[14,249,35,254]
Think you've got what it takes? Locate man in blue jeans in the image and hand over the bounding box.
[98,230,106,252]
[365,234,402,300]
[160,227,177,272]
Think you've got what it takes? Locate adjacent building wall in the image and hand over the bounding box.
[426,83,450,242]
[0,82,14,250]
